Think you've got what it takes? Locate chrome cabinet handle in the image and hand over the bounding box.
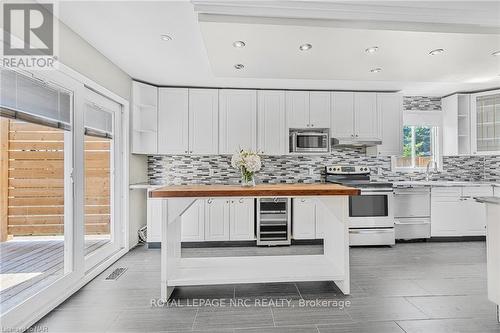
[300,198,306,202]
[207,198,213,204]
[239,198,244,203]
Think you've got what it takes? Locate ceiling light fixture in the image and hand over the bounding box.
[160,34,172,41]
[365,46,378,54]
[492,51,500,56]
[299,43,312,51]
[234,64,245,70]
[370,68,382,73]
[233,41,246,48]
[429,48,445,56]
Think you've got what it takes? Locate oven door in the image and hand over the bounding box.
[294,132,329,152]
[348,190,394,228]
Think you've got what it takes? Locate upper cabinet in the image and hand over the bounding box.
[442,94,471,156]
[158,88,189,154]
[132,81,158,154]
[219,89,257,154]
[470,91,500,155]
[257,90,286,155]
[189,89,219,154]
[376,93,403,156]
[157,88,219,155]
[331,92,380,140]
[286,91,330,129]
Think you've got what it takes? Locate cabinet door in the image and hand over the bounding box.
[257,90,286,155]
[219,89,257,154]
[146,198,163,243]
[309,91,331,128]
[331,92,354,138]
[181,200,205,241]
[354,92,379,139]
[229,198,255,240]
[158,88,189,154]
[205,198,230,241]
[189,89,219,154]
[286,91,310,128]
[376,94,403,155]
[293,198,316,239]
[431,188,462,236]
[315,200,325,239]
[461,186,493,235]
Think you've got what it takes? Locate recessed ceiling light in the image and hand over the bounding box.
[429,48,445,56]
[234,64,245,70]
[365,46,378,54]
[492,51,500,56]
[233,41,246,48]
[299,43,312,51]
[370,68,382,73]
[160,34,172,41]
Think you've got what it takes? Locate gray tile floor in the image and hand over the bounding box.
[32,241,500,333]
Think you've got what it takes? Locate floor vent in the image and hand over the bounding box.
[105,267,127,280]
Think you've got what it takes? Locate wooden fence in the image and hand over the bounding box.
[0,118,110,241]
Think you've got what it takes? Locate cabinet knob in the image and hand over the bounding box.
[355,134,359,137]
[185,150,188,153]
[306,124,310,127]
[310,124,314,127]
[301,199,306,202]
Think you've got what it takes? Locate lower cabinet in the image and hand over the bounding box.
[145,197,255,243]
[431,186,492,237]
[292,198,324,239]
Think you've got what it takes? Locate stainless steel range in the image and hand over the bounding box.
[325,165,395,246]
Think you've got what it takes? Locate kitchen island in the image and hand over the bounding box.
[150,183,359,300]
[475,196,500,322]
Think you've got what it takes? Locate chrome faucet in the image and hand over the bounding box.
[425,160,439,181]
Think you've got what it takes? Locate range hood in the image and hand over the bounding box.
[331,137,382,147]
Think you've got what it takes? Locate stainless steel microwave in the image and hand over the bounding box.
[289,130,330,153]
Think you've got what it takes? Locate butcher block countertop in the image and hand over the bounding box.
[150,183,360,198]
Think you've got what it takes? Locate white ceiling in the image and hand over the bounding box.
[58,1,500,96]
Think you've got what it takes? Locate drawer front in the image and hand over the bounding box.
[431,187,462,197]
[349,228,395,246]
[395,218,431,240]
[462,186,493,197]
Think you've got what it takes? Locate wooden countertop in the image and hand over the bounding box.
[149,183,360,198]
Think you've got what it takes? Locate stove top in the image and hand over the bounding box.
[324,165,393,189]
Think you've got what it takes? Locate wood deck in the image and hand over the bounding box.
[0,238,108,313]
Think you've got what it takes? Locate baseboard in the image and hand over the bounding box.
[147,239,324,249]
[428,236,486,242]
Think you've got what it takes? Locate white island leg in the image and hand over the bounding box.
[160,198,196,301]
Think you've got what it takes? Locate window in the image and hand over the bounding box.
[394,125,440,170]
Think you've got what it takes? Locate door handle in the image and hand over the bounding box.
[239,198,244,203]
[207,198,213,204]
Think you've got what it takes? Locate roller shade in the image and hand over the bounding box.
[0,68,72,130]
[84,88,119,139]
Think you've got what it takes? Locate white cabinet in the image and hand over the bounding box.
[355,92,379,139]
[376,94,403,155]
[229,198,255,240]
[286,91,330,129]
[189,89,219,154]
[181,200,205,241]
[331,92,379,140]
[132,81,158,154]
[331,92,355,138]
[257,90,286,155]
[158,88,189,154]
[431,186,492,237]
[292,198,325,239]
[205,198,255,241]
[470,90,500,154]
[309,92,331,128]
[495,187,500,197]
[442,94,471,156]
[219,89,257,154]
[205,199,230,241]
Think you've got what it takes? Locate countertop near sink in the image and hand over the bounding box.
[393,181,500,188]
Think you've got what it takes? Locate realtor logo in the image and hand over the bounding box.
[2,2,57,69]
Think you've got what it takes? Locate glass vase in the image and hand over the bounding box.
[240,170,256,187]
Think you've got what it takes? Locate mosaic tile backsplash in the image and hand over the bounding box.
[148,150,500,185]
[403,96,441,111]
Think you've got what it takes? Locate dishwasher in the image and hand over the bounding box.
[394,186,431,240]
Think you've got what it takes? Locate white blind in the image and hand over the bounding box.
[0,68,71,130]
[84,88,119,138]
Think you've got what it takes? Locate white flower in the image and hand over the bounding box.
[231,149,261,173]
